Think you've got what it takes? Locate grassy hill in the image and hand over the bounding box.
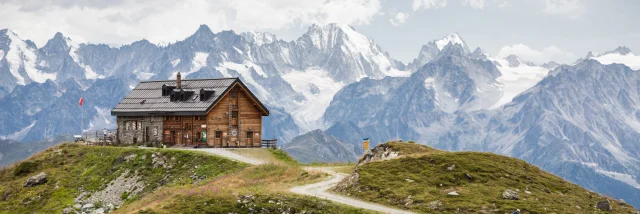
[334,141,639,213]
[0,144,369,214]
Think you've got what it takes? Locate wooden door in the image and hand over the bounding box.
[246,131,253,147]
[215,131,222,147]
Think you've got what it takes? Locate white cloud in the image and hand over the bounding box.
[412,0,447,11]
[541,0,585,19]
[389,12,410,26]
[0,0,382,46]
[462,0,485,10]
[497,44,577,64]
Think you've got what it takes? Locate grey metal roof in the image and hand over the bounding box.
[111,77,269,116]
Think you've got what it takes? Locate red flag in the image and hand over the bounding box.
[79,97,84,106]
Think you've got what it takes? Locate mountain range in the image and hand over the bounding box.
[1,24,640,207]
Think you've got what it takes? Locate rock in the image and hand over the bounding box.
[73,204,82,209]
[82,203,94,211]
[124,154,138,162]
[448,191,459,196]
[405,178,415,183]
[447,164,456,171]
[427,200,442,210]
[404,195,413,207]
[61,207,74,214]
[464,173,473,180]
[502,189,519,200]
[595,200,612,211]
[525,190,532,194]
[23,172,47,187]
[93,208,105,214]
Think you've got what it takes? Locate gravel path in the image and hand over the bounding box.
[176,148,414,214]
[291,167,416,214]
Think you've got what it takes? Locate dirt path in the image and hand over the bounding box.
[179,148,414,214]
[291,167,416,214]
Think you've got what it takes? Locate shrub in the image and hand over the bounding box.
[13,161,39,176]
[407,140,416,144]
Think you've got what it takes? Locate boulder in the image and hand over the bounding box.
[448,191,459,196]
[502,189,519,200]
[595,200,612,211]
[23,172,47,187]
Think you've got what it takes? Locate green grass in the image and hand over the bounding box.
[139,193,372,214]
[335,142,638,213]
[268,148,299,165]
[0,143,247,213]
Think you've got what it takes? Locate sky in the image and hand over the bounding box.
[0,0,638,64]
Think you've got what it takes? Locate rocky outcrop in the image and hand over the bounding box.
[23,172,47,187]
[357,143,400,166]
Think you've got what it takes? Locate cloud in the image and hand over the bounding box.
[461,0,485,10]
[389,12,410,26]
[412,0,447,11]
[0,0,382,46]
[497,44,577,64]
[541,0,585,18]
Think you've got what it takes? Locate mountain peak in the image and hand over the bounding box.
[435,33,467,52]
[191,24,214,38]
[585,51,594,59]
[598,46,633,57]
[612,46,632,55]
[42,32,71,54]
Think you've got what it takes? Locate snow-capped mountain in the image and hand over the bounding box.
[407,33,469,71]
[0,23,411,142]
[318,45,640,206]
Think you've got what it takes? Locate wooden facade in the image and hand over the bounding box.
[111,77,270,148]
[160,84,264,147]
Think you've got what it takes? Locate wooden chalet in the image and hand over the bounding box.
[110,73,270,148]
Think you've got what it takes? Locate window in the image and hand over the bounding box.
[231,91,237,98]
[164,116,170,121]
[215,131,222,139]
[125,121,130,130]
[137,121,142,130]
[232,111,238,119]
[153,127,158,136]
[174,116,180,121]
[246,131,253,139]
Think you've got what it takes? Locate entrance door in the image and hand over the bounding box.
[215,131,222,147]
[170,130,176,146]
[246,131,253,147]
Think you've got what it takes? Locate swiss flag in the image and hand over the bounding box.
[79,97,84,106]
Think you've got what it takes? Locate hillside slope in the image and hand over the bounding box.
[0,144,247,213]
[334,142,638,213]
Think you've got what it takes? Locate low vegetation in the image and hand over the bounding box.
[119,159,364,213]
[335,142,638,213]
[0,143,247,213]
[139,193,370,214]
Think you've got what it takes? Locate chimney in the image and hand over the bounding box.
[176,72,182,89]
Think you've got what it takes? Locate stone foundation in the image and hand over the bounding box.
[116,116,163,145]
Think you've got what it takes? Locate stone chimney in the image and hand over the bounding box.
[176,72,182,89]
